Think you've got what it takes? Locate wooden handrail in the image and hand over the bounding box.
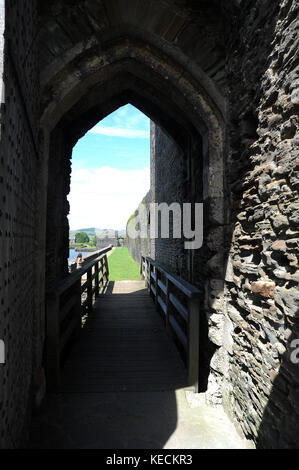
[141,255,201,392]
[144,256,200,298]
[63,245,112,291]
[46,245,113,390]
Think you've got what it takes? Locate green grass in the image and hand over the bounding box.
[108,247,141,281]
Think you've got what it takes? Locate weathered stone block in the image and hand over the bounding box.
[280,116,297,140]
[251,281,276,298]
[274,287,299,317]
[271,240,287,251]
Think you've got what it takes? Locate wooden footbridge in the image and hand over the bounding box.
[46,246,201,394]
[29,248,248,449]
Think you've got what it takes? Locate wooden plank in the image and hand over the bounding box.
[81,280,88,293]
[155,269,159,310]
[169,293,188,322]
[104,255,109,282]
[46,294,61,390]
[60,315,80,354]
[92,285,98,295]
[74,279,83,336]
[157,279,167,295]
[94,262,99,298]
[87,269,93,311]
[150,284,156,297]
[167,273,201,298]
[59,294,77,323]
[60,281,187,393]
[58,245,113,294]
[169,316,187,351]
[165,277,170,333]
[145,256,200,298]
[157,295,167,315]
[188,297,200,392]
[148,262,152,294]
[91,271,97,281]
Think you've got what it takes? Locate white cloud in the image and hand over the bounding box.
[88,126,149,139]
[68,166,150,230]
[109,105,149,130]
[126,112,149,129]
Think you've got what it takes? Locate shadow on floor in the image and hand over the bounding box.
[29,281,187,449]
[257,313,299,449]
[28,390,181,449]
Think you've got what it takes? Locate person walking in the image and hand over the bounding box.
[76,253,83,269]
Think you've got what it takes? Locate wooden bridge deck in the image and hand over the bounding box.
[61,281,188,392]
[29,280,249,449]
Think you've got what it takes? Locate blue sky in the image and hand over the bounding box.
[68,104,150,230]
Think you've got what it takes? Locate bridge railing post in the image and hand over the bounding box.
[165,277,170,334]
[148,260,152,297]
[143,255,201,393]
[45,245,113,391]
[87,268,93,311]
[75,279,83,334]
[95,261,99,298]
[144,257,149,290]
[140,256,144,278]
[187,296,200,393]
[46,292,61,391]
[155,266,159,309]
[103,254,109,285]
[99,257,103,292]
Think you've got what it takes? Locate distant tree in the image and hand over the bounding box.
[75,232,90,243]
[92,235,97,246]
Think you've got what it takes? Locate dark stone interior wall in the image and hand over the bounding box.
[148,0,299,449]
[46,127,71,293]
[0,0,296,449]
[127,120,217,398]
[0,0,41,448]
[127,120,187,268]
[127,0,299,449]
[35,0,299,450]
[127,122,195,281]
[223,0,299,448]
[150,123,188,277]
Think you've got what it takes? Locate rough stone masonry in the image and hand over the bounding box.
[127,0,299,449]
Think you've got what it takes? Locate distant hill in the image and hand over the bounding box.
[70,227,126,238]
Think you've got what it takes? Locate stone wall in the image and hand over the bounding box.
[222,0,299,448]
[127,191,152,265]
[127,122,189,274]
[40,0,298,449]
[128,120,222,398]
[0,0,41,448]
[46,128,72,293]
[96,231,119,250]
[126,0,299,449]
[0,0,294,449]
[150,123,188,278]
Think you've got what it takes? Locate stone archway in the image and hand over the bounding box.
[39,25,227,398]
[0,0,230,448]
[4,0,298,449]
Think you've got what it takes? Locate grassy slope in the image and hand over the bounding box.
[108,247,141,281]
